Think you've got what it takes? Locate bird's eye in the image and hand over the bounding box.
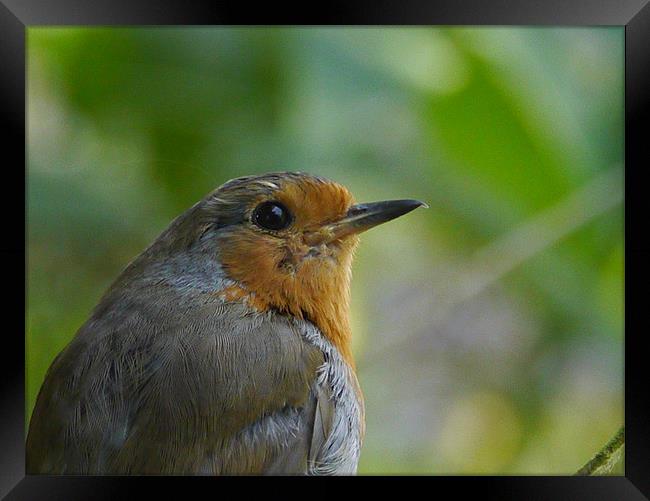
[252,201,292,231]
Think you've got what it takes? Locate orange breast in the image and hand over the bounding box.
[216,177,359,367]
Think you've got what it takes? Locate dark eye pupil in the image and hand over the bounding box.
[253,202,291,230]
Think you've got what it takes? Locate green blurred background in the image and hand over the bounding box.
[27,27,624,474]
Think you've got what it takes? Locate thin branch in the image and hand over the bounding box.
[575,426,625,475]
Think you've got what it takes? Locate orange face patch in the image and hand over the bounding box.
[216,176,359,365]
[272,177,354,230]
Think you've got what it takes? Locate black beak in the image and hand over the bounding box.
[322,199,428,241]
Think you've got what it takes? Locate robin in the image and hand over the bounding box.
[26,171,425,475]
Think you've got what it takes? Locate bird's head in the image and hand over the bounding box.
[151,172,425,365]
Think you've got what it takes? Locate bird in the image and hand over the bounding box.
[26,171,426,475]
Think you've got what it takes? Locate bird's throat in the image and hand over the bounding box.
[218,249,356,367]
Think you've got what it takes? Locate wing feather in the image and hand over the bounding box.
[26,292,332,475]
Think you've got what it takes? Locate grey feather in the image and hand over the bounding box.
[26,176,364,475]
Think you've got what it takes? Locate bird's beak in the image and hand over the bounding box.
[309,199,428,245]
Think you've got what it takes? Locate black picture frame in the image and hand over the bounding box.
[2,1,648,498]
